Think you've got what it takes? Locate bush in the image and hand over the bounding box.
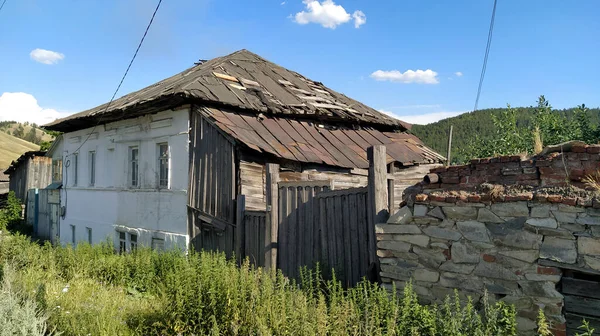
[0,233,521,336]
[0,191,22,232]
[0,265,50,336]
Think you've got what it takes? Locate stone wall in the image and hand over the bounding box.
[380,143,600,336]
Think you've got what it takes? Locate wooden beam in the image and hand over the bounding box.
[266,163,279,270]
[235,195,246,265]
[387,163,396,215]
[367,145,388,270]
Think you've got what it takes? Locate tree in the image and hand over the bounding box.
[23,128,39,144]
[12,125,24,138]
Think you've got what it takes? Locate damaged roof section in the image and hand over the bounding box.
[44,49,410,132]
[201,107,444,168]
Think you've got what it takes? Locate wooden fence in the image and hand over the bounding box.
[26,188,60,243]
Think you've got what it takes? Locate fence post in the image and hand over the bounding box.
[266,163,279,270]
[367,145,388,276]
[235,195,246,266]
[387,163,396,215]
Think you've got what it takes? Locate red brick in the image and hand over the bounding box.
[441,176,460,184]
[578,197,593,207]
[442,249,451,260]
[429,194,446,202]
[551,322,567,336]
[480,194,492,202]
[517,173,539,181]
[572,144,587,153]
[415,194,428,202]
[447,165,464,172]
[535,159,552,167]
[569,168,585,181]
[482,254,496,262]
[539,167,556,175]
[430,167,447,173]
[479,158,491,164]
[460,176,469,184]
[537,266,561,275]
[470,159,481,164]
[499,156,511,163]
[587,146,600,154]
[579,153,591,161]
[510,155,522,162]
[504,195,521,202]
[468,194,481,202]
[562,197,577,206]
[534,194,548,202]
[547,195,563,203]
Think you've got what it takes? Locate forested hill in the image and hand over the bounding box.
[411,106,600,164]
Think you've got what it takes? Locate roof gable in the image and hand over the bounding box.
[44,50,411,132]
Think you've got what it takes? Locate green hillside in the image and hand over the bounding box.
[411,105,600,164]
[0,121,54,145]
[0,132,40,170]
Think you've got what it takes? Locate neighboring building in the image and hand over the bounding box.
[4,151,52,202]
[43,49,444,252]
[0,173,9,195]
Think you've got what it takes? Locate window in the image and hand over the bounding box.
[70,225,76,245]
[72,153,78,186]
[106,148,115,187]
[151,238,165,251]
[129,146,139,187]
[130,234,138,251]
[86,227,92,244]
[89,151,96,186]
[119,231,127,253]
[52,159,63,183]
[157,143,169,188]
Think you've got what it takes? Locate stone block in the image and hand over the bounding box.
[413,246,447,268]
[375,224,422,234]
[452,241,480,264]
[391,251,419,260]
[561,222,586,233]
[377,240,411,252]
[524,273,561,282]
[430,286,481,303]
[439,272,484,291]
[578,236,600,255]
[530,205,551,218]
[540,237,577,264]
[486,217,526,236]
[477,208,504,223]
[516,317,538,333]
[498,250,539,263]
[525,217,557,228]
[484,279,520,295]
[559,204,586,213]
[592,226,600,237]
[431,242,449,249]
[517,281,563,298]
[576,214,600,225]
[491,202,529,217]
[422,227,462,241]
[439,261,476,274]
[583,255,600,271]
[490,228,542,250]
[394,234,430,248]
[427,206,445,220]
[413,204,428,217]
[377,249,394,258]
[586,207,600,216]
[380,264,414,281]
[388,206,412,224]
[413,217,443,225]
[457,221,490,242]
[474,261,519,280]
[524,226,575,239]
[413,269,440,283]
[551,210,577,223]
[442,206,478,220]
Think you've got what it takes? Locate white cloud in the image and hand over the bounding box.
[30,48,65,65]
[455,71,463,77]
[379,109,466,125]
[293,0,365,29]
[352,10,366,28]
[281,1,286,4]
[0,92,69,125]
[370,69,439,84]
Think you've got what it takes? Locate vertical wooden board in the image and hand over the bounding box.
[341,194,353,286]
[288,186,297,279]
[348,194,360,285]
[325,196,336,278]
[278,186,288,271]
[305,187,315,268]
[318,197,328,273]
[297,186,305,274]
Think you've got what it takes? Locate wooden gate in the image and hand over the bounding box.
[276,181,374,286]
[561,271,600,335]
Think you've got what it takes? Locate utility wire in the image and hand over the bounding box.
[0,0,8,14]
[473,0,498,112]
[68,0,163,156]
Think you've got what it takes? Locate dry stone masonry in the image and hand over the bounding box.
[380,143,600,336]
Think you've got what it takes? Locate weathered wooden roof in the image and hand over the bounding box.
[44,49,411,132]
[201,107,444,168]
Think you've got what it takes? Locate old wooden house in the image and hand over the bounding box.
[4,151,52,202]
[44,50,443,282]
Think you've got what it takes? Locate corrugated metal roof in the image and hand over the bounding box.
[44,50,411,132]
[202,107,445,168]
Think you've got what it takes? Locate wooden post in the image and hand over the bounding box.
[266,163,279,270]
[235,195,246,265]
[367,145,388,266]
[387,163,396,215]
[446,125,453,166]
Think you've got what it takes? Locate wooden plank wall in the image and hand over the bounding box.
[277,181,332,280]
[315,187,370,287]
[241,210,267,267]
[188,110,236,254]
[561,275,600,336]
[8,156,52,203]
[240,161,266,210]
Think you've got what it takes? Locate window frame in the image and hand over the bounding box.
[119,231,127,253]
[70,224,76,245]
[128,146,139,188]
[157,143,169,189]
[86,227,92,244]
[72,153,78,186]
[89,151,96,186]
[52,159,63,183]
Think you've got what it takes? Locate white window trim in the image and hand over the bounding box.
[72,153,78,186]
[157,142,169,189]
[117,230,138,253]
[89,151,96,186]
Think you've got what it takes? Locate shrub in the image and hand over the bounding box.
[0,191,22,232]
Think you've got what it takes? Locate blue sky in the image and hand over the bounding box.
[0,0,598,125]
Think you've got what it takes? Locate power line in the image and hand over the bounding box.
[69,0,163,156]
[473,0,498,112]
[0,0,8,14]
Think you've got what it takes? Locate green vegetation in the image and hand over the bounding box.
[411,96,600,164]
[0,121,53,147]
